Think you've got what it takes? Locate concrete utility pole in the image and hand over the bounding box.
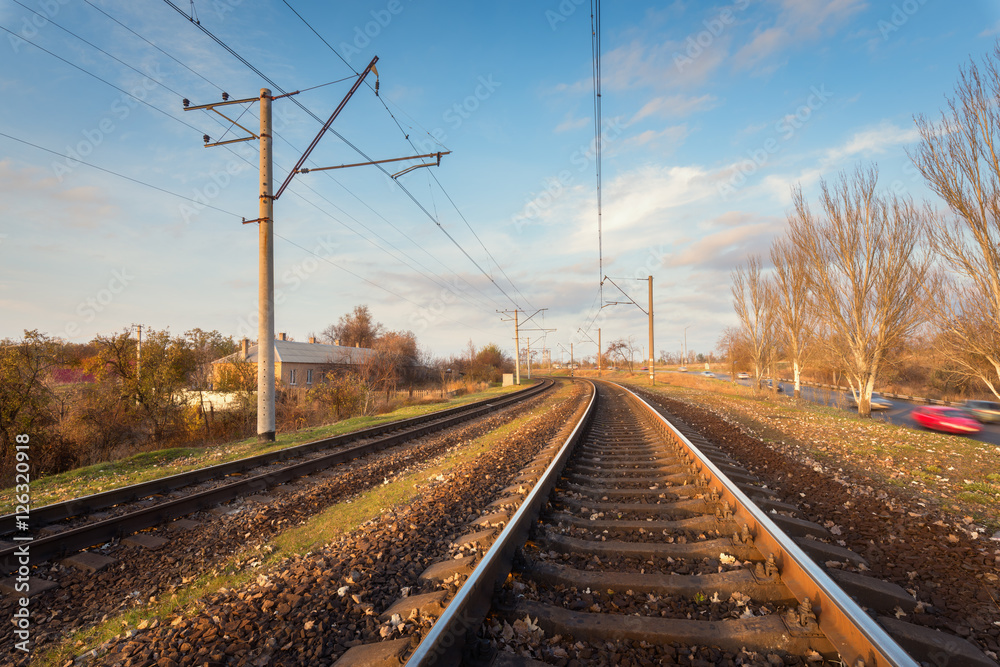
[185,58,436,442]
[571,343,574,377]
[514,310,520,385]
[257,89,275,440]
[577,327,600,377]
[602,274,655,385]
[136,324,142,378]
[648,276,654,386]
[498,308,553,386]
[684,325,691,368]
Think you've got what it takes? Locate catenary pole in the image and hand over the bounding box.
[258,88,275,441]
[648,276,654,386]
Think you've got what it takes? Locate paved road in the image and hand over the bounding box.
[664,370,1000,446]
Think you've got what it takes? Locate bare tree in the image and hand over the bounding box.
[321,305,384,348]
[717,326,750,382]
[731,255,777,390]
[770,235,814,398]
[787,166,932,416]
[910,43,1000,399]
[606,337,636,372]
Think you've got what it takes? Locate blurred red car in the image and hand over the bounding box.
[911,406,981,435]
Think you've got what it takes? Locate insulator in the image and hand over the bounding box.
[203,134,210,144]
[222,92,229,101]
[375,79,379,97]
[182,98,190,107]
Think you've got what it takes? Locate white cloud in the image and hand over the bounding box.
[660,218,785,270]
[734,0,869,71]
[621,124,689,152]
[822,120,920,163]
[629,94,716,123]
[979,21,1000,38]
[555,113,590,133]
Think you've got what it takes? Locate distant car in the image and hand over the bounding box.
[847,392,893,411]
[701,371,715,378]
[763,379,784,392]
[678,367,687,372]
[736,372,750,380]
[911,405,982,435]
[964,400,1000,424]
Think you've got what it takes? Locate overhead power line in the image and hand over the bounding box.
[274,0,531,311]
[590,0,604,305]
[0,131,241,218]
[163,0,522,311]
[0,24,207,137]
[67,0,503,317]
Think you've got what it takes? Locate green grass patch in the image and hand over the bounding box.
[2,384,526,512]
[961,481,1000,496]
[958,491,993,506]
[34,380,570,667]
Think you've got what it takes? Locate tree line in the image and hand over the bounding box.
[0,305,513,483]
[727,46,1000,416]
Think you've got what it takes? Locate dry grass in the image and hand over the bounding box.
[606,371,1000,531]
[1,383,524,513]
[33,381,573,667]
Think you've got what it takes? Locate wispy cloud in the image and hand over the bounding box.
[555,113,590,133]
[629,94,716,123]
[822,120,920,163]
[621,124,689,152]
[734,0,869,72]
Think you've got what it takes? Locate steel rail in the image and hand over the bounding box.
[405,379,598,667]
[618,382,918,667]
[1,381,549,537]
[0,380,552,574]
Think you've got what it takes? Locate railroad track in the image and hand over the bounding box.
[0,379,552,578]
[340,379,995,666]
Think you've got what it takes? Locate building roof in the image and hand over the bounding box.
[213,340,374,366]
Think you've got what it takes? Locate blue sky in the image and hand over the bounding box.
[1,0,998,362]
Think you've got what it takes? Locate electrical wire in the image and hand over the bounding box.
[273,233,494,335]
[6,0,507,331]
[590,0,603,306]
[0,128,491,335]
[0,24,208,137]
[160,0,512,310]
[64,0,502,317]
[82,0,226,94]
[2,11,496,320]
[0,131,241,218]
[275,0,531,311]
[1,22,501,336]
